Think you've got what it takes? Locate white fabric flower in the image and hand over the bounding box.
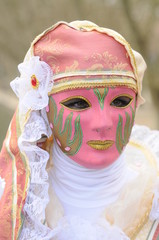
[0,177,5,200]
[10,56,53,111]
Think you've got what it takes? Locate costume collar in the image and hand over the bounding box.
[49,141,135,208]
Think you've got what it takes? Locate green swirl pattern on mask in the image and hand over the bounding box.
[50,97,83,156]
[116,106,135,154]
[93,88,109,110]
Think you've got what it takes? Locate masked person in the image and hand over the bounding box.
[0,21,159,240]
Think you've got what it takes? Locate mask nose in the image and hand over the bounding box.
[91,107,113,133]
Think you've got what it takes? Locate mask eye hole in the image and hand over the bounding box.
[60,96,91,111]
[110,95,133,108]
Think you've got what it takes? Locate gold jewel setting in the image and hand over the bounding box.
[31,74,39,89]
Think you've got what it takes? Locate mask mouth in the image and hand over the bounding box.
[87,140,114,150]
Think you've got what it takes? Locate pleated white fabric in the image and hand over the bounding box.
[49,141,137,220]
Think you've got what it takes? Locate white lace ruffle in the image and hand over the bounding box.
[18,110,56,240]
[9,56,57,239]
[50,215,130,240]
[130,125,159,221]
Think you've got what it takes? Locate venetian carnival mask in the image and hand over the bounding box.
[32,21,146,168]
[47,86,136,168]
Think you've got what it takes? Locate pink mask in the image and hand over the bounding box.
[47,86,136,169]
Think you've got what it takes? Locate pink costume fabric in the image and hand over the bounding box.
[34,23,137,94]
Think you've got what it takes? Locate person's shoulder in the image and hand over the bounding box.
[129,124,159,166]
[131,124,159,140]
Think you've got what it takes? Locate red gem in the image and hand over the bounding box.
[31,76,37,86]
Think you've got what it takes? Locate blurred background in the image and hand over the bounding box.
[0,0,159,148]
